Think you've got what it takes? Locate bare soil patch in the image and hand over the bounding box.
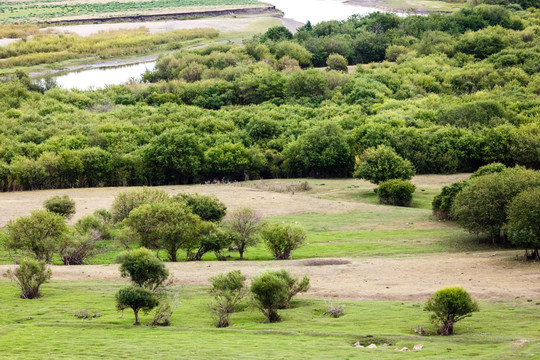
[2,252,537,301]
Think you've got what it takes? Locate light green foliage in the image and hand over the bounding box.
[425,286,479,335]
[43,195,76,219]
[226,207,262,260]
[209,270,247,327]
[250,271,290,322]
[326,53,348,72]
[261,222,306,260]
[111,187,169,222]
[273,270,310,308]
[117,248,169,291]
[4,258,51,299]
[354,145,415,184]
[4,210,68,263]
[173,193,227,222]
[116,285,159,326]
[470,162,507,178]
[451,167,540,243]
[59,231,97,265]
[125,201,204,262]
[506,188,540,260]
[376,179,416,206]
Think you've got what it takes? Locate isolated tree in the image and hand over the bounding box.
[126,202,203,262]
[354,145,415,184]
[507,188,540,260]
[209,270,247,328]
[261,222,306,260]
[43,195,76,219]
[425,286,479,335]
[326,53,348,72]
[4,210,68,263]
[116,286,159,326]
[117,248,169,291]
[110,187,169,222]
[173,193,227,222]
[5,258,51,299]
[274,270,310,308]
[250,271,289,323]
[226,207,262,260]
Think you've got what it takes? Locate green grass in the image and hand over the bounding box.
[1,280,539,359]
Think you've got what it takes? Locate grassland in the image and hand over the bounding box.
[0,0,266,24]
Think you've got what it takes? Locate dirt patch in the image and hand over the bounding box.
[0,183,387,226]
[2,252,538,301]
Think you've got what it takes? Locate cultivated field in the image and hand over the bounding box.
[1,175,539,358]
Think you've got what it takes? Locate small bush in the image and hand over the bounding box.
[116,285,159,326]
[274,270,310,308]
[172,193,227,222]
[43,195,76,219]
[376,179,416,206]
[261,222,306,260]
[117,248,169,291]
[327,53,348,72]
[110,187,169,222]
[59,231,98,265]
[323,301,345,318]
[5,258,51,299]
[425,286,479,335]
[152,293,179,327]
[75,209,112,240]
[470,162,507,178]
[209,270,247,328]
[250,271,290,322]
[432,181,468,219]
[74,309,102,319]
[354,145,415,184]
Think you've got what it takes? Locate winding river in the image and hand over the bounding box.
[49,0,384,90]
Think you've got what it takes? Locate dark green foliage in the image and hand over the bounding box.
[432,181,469,219]
[376,179,416,207]
[261,222,306,260]
[425,287,479,335]
[354,145,415,184]
[4,258,51,299]
[209,270,247,327]
[43,195,76,219]
[173,193,227,222]
[117,248,169,290]
[250,271,290,323]
[470,162,507,178]
[4,210,68,263]
[261,26,293,42]
[116,285,159,325]
[507,188,540,260]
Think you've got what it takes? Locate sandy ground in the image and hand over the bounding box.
[43,15,276,37]
[0,182,388,226]
[0,38,20,46]
[1,252,538,301]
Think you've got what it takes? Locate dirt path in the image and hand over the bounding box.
[2,252,538,301]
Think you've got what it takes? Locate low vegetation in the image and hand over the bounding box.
[4,258,51,299]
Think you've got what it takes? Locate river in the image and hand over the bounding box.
[48,0,385,90]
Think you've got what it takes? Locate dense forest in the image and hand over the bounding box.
[0,3,538,190]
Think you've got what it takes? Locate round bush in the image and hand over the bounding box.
[376,179,416,206]
[425,286,479,335]
[117,248,169,291]
[354,145,415,184]
[326,53,348,72]
[43,195,76,218]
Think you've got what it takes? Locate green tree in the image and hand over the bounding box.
[204,143,250,181]
[4,210,68,263]
[209,270,247,328]
[432,181,469,220]
[506,189,540,260]
[261,26,293,42]
[226,207,262,260]
[425,287,479,335]
[116,286,159,326]
[261,222,306,260]
[117,248,169,290]
[111,187,169,222]
[4,258,52,299]
[326,53,348,72]
[250,271,290,323]
[173,193,227,222]
[43,195,76,219]
[273,270,310,308]
[354,145,415,184]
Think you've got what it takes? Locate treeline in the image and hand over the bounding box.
[0,5,537,190]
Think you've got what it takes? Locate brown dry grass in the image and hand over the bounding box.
[1,252,538,301]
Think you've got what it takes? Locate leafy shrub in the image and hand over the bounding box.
[226,207,262,260]
[261,222,306,260]
[250,271,290,322]
[43,195,76,218]
[173,193,227,222]
[151,293,179,326]
[5,258,51,299]
[117,248,169,291]
[432,181,468,219]
[354,145,415,184]
[274,270,310,308]
[376,179,416,206]
[470,162,507,178]
[59,231,98,265]
[110,187,169,222]
[507,188,540,260]
[425,286,479,335]
[116,285,159,326]
[209,270,247,328]
[327,53,348,72]
[75,209,112,240]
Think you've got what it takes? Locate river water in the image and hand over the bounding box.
[49,0,384,90]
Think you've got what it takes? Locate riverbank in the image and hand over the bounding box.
[346,0,463,13]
